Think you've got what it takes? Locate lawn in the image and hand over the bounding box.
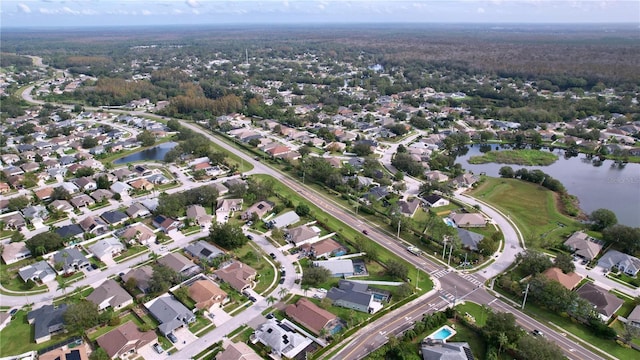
[469,177,583,249]
[455,302,491,327]
[448,320,487,360]
[189,316,212,334]
[87,313,140,341]
[0,259,49,293]
[114,245,149,263]
[468,149,559,166]
[233,243,276,295]
[0,310,74,356]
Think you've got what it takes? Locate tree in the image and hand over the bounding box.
[386,260,408,281]
[395,283,413,298]
[478,237,498,255]
[51,186,71,201]
[352,142,373,157]
[553,252,575,273]
[63,300,101,335]
[295,204,310,217]
[603,225,640,254]
[25,231,65,254]
[266,295,277,306]
[302,266,331,286]
[498,166,515,178]
[589,208,618,231]
[278,287,289,299]
[7,196,30,212]
[516,335,565,360]
[10,230,25,243]
[622,323,640,344]
[484,311,521,347]
[148,264,181,294]
[89,348,109,360]
[515,250,552,276]
[497,332,508,354]
[136,130,156,147]
[208,222,248,250]
[81,136,98,149]
[57,278,70,296]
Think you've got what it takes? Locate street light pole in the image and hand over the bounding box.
[448,242,453,266]
[396,220,401,239]
[521,282,530,310]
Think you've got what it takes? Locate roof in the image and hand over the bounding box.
[243,200,274,218]
[146,295,196,335]
[252,319,313,358]
[313,259,355,276]
[564,231,602,260]
[456,228,484,251]
[216,342,262,360]
[89,237,125,259]
[56,224,84,239]
[598,250,640,274]
[269,211,300,228]
[18,261,56,282]
[120,223,156,243]
[158,252,197,274]
[186,204,207,218]
[214,261,257,291]
[285,298,337,335]
[1,241,31,263]
[39,347,89,360]
[121,266,153,292]
[423,194,444,205]
[576,283,624,318]
[288,225,319,245]
[53,247,89,272]
[188,279,228,309]
[421,341,474,360]
[27,304,68,342]
[96,321,157,359]
[327,281,373,308]
[542,267,582,290]
[185,240,224,260]
[450,213,486,227]
[398,198,421,216]
[628,305,640,323]
[300,238,344,257]
[100,210,129,224]
[86,279,133,309]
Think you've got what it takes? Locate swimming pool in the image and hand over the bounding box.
[427,325,457,341]
[443,218,456,227]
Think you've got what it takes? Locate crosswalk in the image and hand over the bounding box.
[438,290,456,303]
[430,269,449,279]
[461,273,485,288]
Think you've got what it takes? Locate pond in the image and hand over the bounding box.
[113,142,177,164]
[455,144,640,227]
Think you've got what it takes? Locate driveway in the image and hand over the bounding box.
[208,306,232,326]
[168,327,198,350]
[136,342,167,360]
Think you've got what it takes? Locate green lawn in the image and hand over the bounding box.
[0,310,74,356]
[189,316,212,334]
[448,321,487,360]
[114,245,149,263]
[468,149,559,166]
[455,302,491,327]
[87,313,141,341]
[233,243,276,295]
[0,259,49,293]
[469,177,583,249]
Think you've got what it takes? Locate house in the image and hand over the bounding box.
[90,189,114,202]
[285,298,339,335]
[327,280,382,314]
[421,339,474,360]
[424,170,449,183]
[89,237,126,262]
[287,225,321,246]
[299,238,347,259]
[209,182,229,196]
[627,306,640,328]
[27,304,68,343]
[188,279,228,310]
[60,182,80,194]
[18,261,57,283]
[96,321,157,359]
[158,252,200,276]
[542,267,582,290]
[564,231,603,261]
[73,176,97,191]
[101,210,129,226]
[216,342,262,360]
[0,182,11,194]
[53,248,90,274]
[140,198,159,212]
[242,200,275,220]
[214,261,257,292]
[79,215,108,235]
[56,224,84,239]
[49,199,74,214]
[422,194,450,208]
[119,223,156,245]
[184,240,224,262]
[126,202,151,218]
[268,210,300,229]
[1,241,31,265]
[112,168,136,181]
[86,279,133,311]
[576,283,624,321]
[121,266,153,293]
[314,259,355,278]
[39,346,89,360]
[598,250,640,277]
[452,173,478,188]
[152,215,181,234]
[185,204,211,226]
[145,295,196,336]
[129,178,154,191]
[147,173,169,185]
[363,186,389,201]
[110,181,133,195]
[456,228,484,251]
[450,213,486,228]
[34,187,54,201]
[216,198,243,223]
[133,165,153,177]
[70,194,95,209]
[0,212,26,231]
[251,319,313,359]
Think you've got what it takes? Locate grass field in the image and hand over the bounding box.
[0,310,74,356]
[468,149,559,166]
[469,177,583,249]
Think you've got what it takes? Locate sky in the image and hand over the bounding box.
[1,0,638,28]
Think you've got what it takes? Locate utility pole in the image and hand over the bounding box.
[448,242,453,266]
[442,238,447,259]
[521,283,530,310]
[396,220,401,239]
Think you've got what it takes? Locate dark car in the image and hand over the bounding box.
[249,296,257,302]
[246,234,253,240]
[532,330,544,337]
[279,278,285,284]
[266,313,274,319]
[91,263,98,269]
[280,270,286,277]
[167,333,178,343]
[9,308,18,316]
[362,230,369,235]
[118,272,125,277]
[269,253,276,259]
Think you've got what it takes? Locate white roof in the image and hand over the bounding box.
[313,259,354,275]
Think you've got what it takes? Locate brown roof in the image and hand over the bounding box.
[216,342,262,360]
[96,321,157,359]
[285,298,337,335]
[39,345,89,360]
[158,252,195,273]
[542,267,582,290]
[34,187,54,200]
[576,283,624,318]
[214,261,257,292]
[188,279,228,309]
[300,238,344,258]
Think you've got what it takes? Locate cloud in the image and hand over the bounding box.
[477,7,485,13]
[17,3,32,13]
[186,0,200,8]
[142,9,151,15]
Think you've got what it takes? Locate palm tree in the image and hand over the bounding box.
[278,287,289,299]
[302,285,309,297]
[497,332,509,354]
[266,295,277,307]
[57,279,69,297]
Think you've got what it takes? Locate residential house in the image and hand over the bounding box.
[299,238,347,259]
[564,231,603,261]
[152,215,182,234]
[456,228,484,251]
[216,198,243,223]
[19,261,56,283]
[129,178,154,191]
[96,321,157,359]
[158,252,200,276]
[145,295,196,336]
[0,182,10,195]
[87,279,133,311]
[100,210,129,226]
[55,224,84,240]
[110,181,133,196]
[627,306,640,328]
[119,223,156,245]
[326,280,386,314]
[363,186,389,202]
[450,213,486,228]
[576,283,624,321]
[60,182,80,194]
[126,202,151,218]
[133,165,153,177]
[242,200,275,220]
[398,198,421,217]
[287,225,321,246]
[90,189,114,202]
[188,279,228,310]
[214,261,257,292]
[49,199,74,214]
[209,182,229,196]
[34,187,54,201]
[0,212,26,231]
[251,319,313,359]
[267,210,301,229]
[79,215,108,235]
[121,266,153,293]
[542,267,582,290]
[184,240,224,262]
[424,170,449,183]
[422,194,450,208]
[73,176,97,192]
[70,194,95,209]
[52,247,90,274]
[598,250,640,277]
[216,342,262,360]
[420,339,474,360]
[185,204,211,226]
[314,259,355,278]
[27,304,68,343]
[38,346,89,360]
[1,241,31,265]
[147,173,169,185]
[285,298,339,335]
[89,237,126,262]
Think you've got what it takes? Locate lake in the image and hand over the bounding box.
[113,142,177,165]
[455,144,640,227]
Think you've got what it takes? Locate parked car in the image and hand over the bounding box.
[279,278,285,284]
[153,343,163,354]
[246,234,253,240]
[362,230,369,235]
[266,313,274,319]
[9,308,18,316]
[91,263,98,269]
[249,296,257,302]
[270,253,276,259]
[167,333,178,343]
